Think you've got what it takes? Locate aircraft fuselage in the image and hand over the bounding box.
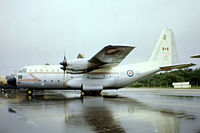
[16,62,159,91]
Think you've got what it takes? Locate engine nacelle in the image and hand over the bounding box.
[67,59,94,71]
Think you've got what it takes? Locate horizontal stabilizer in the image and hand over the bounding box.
[190,55,200,58]
[160,63,195,71]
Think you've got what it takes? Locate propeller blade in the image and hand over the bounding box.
[60,66,66,71]
[60,55,67,71]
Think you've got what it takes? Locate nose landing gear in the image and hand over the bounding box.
[27,89,33,95]
[26,89,33,100]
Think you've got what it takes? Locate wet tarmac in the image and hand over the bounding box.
[0,88,200,133]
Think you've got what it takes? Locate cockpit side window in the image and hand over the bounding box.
[18,68,27,73]
[18,75,23,79]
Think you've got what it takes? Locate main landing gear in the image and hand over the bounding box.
[81,91,102,96]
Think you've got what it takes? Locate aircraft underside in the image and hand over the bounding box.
[25,87,119,96]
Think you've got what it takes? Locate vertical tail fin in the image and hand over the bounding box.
[149,28,178,66]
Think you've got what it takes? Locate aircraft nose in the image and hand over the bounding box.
[7,77,16,86]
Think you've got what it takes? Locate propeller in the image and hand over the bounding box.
[60,55,67,73]
[60,54,68,88]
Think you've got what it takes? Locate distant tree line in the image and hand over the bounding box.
[130,68,200,88]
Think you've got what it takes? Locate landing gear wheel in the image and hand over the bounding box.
[100,91,102,95]
[27,89,33,95]
[81,91,102,96]
[27,95,33,100]
[81,91,85,96]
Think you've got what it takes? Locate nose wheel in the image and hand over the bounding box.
[27,89,33,95]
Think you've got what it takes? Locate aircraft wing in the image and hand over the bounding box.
[159,63,195,71]
[89,45,134,68]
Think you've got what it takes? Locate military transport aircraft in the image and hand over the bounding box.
[7,28,195,95]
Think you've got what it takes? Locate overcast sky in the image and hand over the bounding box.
[0,0,200,74]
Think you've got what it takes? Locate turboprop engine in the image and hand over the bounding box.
[67,59,95,71]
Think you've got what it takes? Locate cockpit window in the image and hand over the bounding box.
[18,75,23,79]
[18,68,27,73]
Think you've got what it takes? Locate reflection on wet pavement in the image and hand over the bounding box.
[0,89,200,133]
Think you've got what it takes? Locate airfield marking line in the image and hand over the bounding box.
[104,98,200,108]
[121,90,200,95]
[149,91,200,95]
[148,91,200,94]
[121,89,200,93]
